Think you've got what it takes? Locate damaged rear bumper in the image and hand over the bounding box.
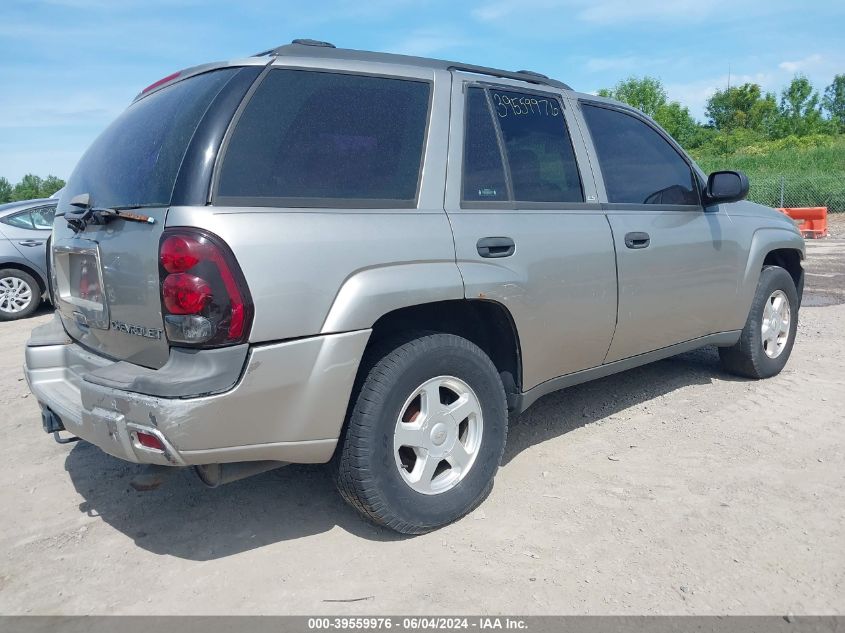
[24,314,370,467]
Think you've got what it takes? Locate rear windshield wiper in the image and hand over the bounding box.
[66,193,156,233]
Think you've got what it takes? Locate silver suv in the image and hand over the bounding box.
[24,40,804,534]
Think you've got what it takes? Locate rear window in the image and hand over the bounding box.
[59,68,239,213]
[216,69,431,207]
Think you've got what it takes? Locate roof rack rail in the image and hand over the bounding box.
[448,64,571,90]
[291,38,336,48]
[253,38,335,56]
[250,42,573,91]
[516,70,549,79]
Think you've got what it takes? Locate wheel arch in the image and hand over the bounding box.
[762,248,804,306]
[735,228,805,325]
[360,299,524,412]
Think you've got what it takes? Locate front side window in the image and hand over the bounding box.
[461,86,583,204]
[581,103,699,205]
[217,70,431,206]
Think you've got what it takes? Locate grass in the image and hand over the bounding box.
[688,134,845,211]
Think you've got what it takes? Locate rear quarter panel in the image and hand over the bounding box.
[166,206,463,342]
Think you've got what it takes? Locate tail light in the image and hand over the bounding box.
[158,228,253,347]
[141,71,181,95]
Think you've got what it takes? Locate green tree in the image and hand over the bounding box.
[0,177,12,203]
[39,175,65,198]
[748,91,779,135]
[823,74,845,131]
[600,76,667,117]
[705,83,774,132]
[597,76,704,147]
[777,74,824,136]
[654,101,700,148]
[11,174,43,201]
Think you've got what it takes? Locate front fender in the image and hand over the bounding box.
[320,262,465,333]
[732,227,805,327]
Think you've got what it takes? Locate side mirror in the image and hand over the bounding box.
[704,170,749,205]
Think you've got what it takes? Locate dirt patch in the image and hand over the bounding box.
[0,244,843,615]
[826,212,845,239]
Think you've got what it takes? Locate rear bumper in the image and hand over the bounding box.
[24,315,370,466]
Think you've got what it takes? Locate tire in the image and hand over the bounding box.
[334,332,508,534]
[719,265,799,379]
[0,268,41,321]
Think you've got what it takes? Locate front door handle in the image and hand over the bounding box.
[477,236,515,258]
[624,232,650,249]
[18,240,44,247]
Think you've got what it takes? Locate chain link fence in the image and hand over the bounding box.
[747,175,845,212]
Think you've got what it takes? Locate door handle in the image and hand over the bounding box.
[477,237,515,258]
[18,240,44,247]
[624,232,650,249]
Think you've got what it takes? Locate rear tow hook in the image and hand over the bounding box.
[53,431,80,445]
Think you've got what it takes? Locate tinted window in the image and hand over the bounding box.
[582,104,699,205]
[462,88,508,202]
[60,69,238,212]
[218,70,430,205]
[1,211,34,229]
[490,88,583,203]
[31,205,56,229]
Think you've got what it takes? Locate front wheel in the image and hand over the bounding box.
[334,333,508,534]
[719,265,799,379]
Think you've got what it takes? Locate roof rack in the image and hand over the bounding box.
[447,64,570,90]
[253,40,572,91]
[291,38,335,48]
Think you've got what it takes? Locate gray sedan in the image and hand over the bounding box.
[0,198,56,320]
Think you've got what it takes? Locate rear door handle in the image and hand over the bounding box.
[18,240,44,247]
[624,232,650,249]
[477,237,515,258]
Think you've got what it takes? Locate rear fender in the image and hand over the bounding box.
[321,262,465,333]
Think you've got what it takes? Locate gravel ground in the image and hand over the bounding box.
[0,236,843,616]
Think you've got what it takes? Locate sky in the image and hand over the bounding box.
[1,0,843,183]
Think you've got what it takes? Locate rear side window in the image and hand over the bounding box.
[59,68,239,212]
[31,205,56,229]
[1,210,35,229]
[462,88,508,201]
[581,104,699,205]
[490,89,583,203]
[217,70,431,207]
[461,86,583,204]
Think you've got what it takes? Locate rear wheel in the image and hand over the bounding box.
[719,265,799,379]
[0,269,40,321]
[334,332,508,534]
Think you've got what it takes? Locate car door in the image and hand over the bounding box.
[576,100,742,363]
[0,204,54,274]
[445,74,618,391]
